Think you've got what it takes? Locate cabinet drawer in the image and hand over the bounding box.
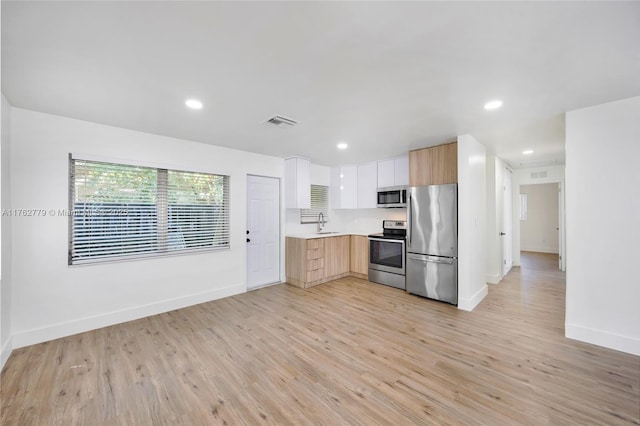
[306,269,324,282]
[307,258,324,271]
[307,248,324,260]
[307,239,324,250]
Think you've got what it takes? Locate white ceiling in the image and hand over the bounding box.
[2,2,639,167]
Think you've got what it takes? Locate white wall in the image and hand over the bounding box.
[9,108,285,348]
[520,183,559,254]
[1,95,13,368]
[457,134,487,311]
[565,96,640,356]
[512,165,565,268]
[330,208,406,235]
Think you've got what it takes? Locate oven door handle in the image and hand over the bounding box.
[368,237,405,245]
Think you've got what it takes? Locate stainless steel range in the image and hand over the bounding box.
[368,220,406,289]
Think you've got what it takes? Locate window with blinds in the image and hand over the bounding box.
[69,158,230,265]
[300,185,329,224]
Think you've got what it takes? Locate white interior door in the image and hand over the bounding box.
[247,175,280,289]
[502,167,513,276]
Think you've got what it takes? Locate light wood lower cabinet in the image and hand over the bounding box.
[350,235,369,279]
[286,235,366,288]
[324,236,350,278]
[286,237,325,288]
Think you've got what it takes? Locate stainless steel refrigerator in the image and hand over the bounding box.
[406,184,458,305]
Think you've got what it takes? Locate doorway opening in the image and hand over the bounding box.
[519,182,562,270]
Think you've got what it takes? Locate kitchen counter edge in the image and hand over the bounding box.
[285,232,374,240]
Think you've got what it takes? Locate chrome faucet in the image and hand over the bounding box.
[317,212,325,233]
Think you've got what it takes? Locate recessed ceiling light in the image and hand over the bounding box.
[484,100,503,110]
[337,142,348,150]
[523,150,534,155]
[185,99,203,110]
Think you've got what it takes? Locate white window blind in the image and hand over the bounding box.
[69,158,229,265]
[300,185,329,224]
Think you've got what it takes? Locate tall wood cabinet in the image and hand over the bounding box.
[409,142,457,186]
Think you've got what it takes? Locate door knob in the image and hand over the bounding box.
[500,232,506,236]
[246,238,251,243]
[246,230,250,234]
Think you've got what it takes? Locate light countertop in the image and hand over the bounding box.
[286,231,375,239]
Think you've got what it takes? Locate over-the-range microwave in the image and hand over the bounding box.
[377,186,407,208]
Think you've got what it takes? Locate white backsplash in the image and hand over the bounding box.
[284,208,318,235]
[285,207,406,235]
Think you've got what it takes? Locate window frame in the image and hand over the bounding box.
[300,184,329,224]
[68,154,230,266]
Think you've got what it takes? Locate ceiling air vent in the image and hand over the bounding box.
[518,159,562,168]
[264,115,298,128]
[530,170,548,179]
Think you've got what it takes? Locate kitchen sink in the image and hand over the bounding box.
[316,231,340,235]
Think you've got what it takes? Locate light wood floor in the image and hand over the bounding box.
[2,252,639,425]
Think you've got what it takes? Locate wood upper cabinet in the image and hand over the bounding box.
[350,235,369,277]
[409,142,457,186]
[324,235,350,278]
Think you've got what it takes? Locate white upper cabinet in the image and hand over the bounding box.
[331,165,357,209]
[377,159,395,188]
[394,155,409,186]
[285,157,310,209]
[377,155,409,188]
[357,162,377,208]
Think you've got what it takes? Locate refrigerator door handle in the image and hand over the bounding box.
[408,191,412,247]
[407,253,454,265]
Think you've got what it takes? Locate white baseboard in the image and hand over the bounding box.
[486,272,501,285]
[12,284,245,349]
[458,284,488,312]
[520,246,559,254]
[565,323,640,356]
[1,335,13,370]
[248,281,284,291]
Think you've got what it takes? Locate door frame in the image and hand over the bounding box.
[246,174,283,290]
[513,178,566,272]
[502,166,513,277]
